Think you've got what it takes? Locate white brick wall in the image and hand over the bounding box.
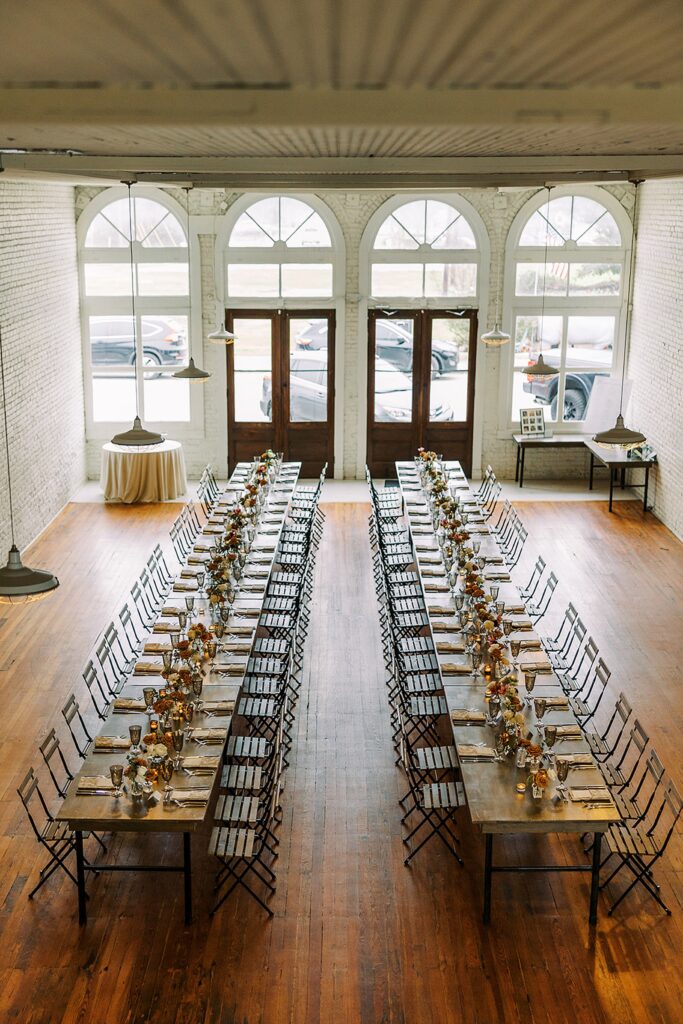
[628,179,683,541]
[0,182,85,553]
[76,184,632,483]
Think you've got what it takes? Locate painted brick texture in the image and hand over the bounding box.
[0,182,85,553]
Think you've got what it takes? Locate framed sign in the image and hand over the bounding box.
[520,407,546,436]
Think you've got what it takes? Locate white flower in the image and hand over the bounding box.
[152,743,168,757]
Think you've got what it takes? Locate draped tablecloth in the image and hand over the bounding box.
[100,440,187,503]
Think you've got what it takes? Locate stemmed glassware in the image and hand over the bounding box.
[128,724,142,753]
[489,584,499,603]
[171,730,184,770]
[159,757,174,794]
[196,571,205,600]
[544,723,558,760]
[109,763,124,798]
[534,697,548,730]
[207,640,218,671]
[509,639,521,676]
[178,611,188,632]
[555,757,570,798]
[472,538,481,555]
[524,671,536,705]
[503,619,513,638]
[143,687,157,716]
[184,596,195,620]
[192,673,204,705]
[162,651,173,673]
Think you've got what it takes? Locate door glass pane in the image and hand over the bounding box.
[373,318,414,423]
[429,319,470,422]
[511,315,563,423]
[233,319,272,422]
[289,318,329,422]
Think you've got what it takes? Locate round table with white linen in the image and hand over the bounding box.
[100,440,187,503]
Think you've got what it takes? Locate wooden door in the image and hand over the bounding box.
[226,309,335,476]
[366,309,478,477]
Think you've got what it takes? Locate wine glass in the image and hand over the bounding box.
[472,538,481,555]
[192,673,204,703]
[170,632,181,648]
[556,757,570,798]
[524,671,537,705]
[109,763,124,798]
[496,600,505,619]
[544,723,558,759]
[171,730,184,770]
[178,611,188,632]
[509,639,521,675]
[534,697,548,729]
[196,572,205,599]
[159,757,174,794]
[454,592,465,611]
[207,640,217,670]
[143,687,157,716]
[489,584,500,603]
[503,619,513,638]
[162,651,173,673]
[129,724,142,753]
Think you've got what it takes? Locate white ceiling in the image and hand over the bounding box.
[1,0,683,184]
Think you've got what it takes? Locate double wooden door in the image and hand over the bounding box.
[226,309,335,476]
[366,309,478,477]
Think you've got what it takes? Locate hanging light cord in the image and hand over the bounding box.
[0,326,16,545]
[538,185,551,355]
[185,186,192,346]
[125,180,141,420]
[618,181,640,414]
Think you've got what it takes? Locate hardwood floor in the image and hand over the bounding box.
[0,498,681,1024]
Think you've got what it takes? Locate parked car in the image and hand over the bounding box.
[259,353,455,422]
[522,350,609,420]
[90,316,186,371]
[294,318,460,377]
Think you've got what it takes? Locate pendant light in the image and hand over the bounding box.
[481,229,511,347]
[594,181,646,451]
[517,186,560,380]
[207,319,235,344]
[173,187,211,381]
[0,325,59,603]
[110,182,164,447]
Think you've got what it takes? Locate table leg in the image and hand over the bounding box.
[589,832,602,925]
[75,830,87,926]
[519,448,526,489]
[515,445,520,483]
[483,834,493,924]
[589,452,594,491]
[643,465,650,511]
[609,468,615,512]
[183,832,192,925]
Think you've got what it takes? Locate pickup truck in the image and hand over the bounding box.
[522,351,609,420]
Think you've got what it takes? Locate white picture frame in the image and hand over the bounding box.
[520,407,546,436]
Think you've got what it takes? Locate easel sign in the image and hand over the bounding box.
[520,408,546,436]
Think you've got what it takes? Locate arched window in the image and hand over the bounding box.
[507,188,630,426]
[225,196,337,300]
[79,187,191,427]
[369,198,480,300]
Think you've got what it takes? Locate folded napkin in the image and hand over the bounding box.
[519,659,552,673]
[245,569,269,578]
[173,581,199,593]
[543,696,569,708]
[562,753,595,766]
[484,556,505,566]
[425,583,450,592]
[421,567,446,577]
[507,618,534,631]
[153,623,177,634]
[134,661,164,675]
[202,700,235,715]
[188,555,210,565]
[77,776,115,794]
[94,736,131,750]
[240,583,266,593]
[190,728,228,744]
[213,665,245,676]
[437,641,466,654]
[428,605,454,616]
[555,724,583,738]
[504,604,526,615]
[233,607,261,618]
[113,698,146,711]
[182,755,221,769]
[520,639,542,651]
[180,567,202,578]
[412,527,433,535]
[568,787,613,803]
[451,709,486,723]
[144,642,172,654]
[227,626,255,637]
[169,788,211,804]
[202,526,224,535]
[418,554,442,564]
[432,621,461,633]
[485,571,511,582]
[223,643,252,653]
[457,744,496,760]
[162,606,184,617]
[441,662,473,676]
[416,543,438,552]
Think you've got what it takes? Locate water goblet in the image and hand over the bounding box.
[524,671,537,705]
[471,650,482,671]
[129,724,142,753]
[544,723,558,758]
[454,593,465,611]
[534,697,548,729]
[196,571,206,599]
[185,701,195,725]
[476,555,486,572]
[209,545,218,559]
[495,600,505,619]
[171,730,184,770]
[143,687,157,715]
[109,763,124,798]
[555,757,570,798]
[503,619,513,638]
[184,596,195,617]
[178,611,188,632]
[162,651,173,673]
[207,640,218,670]
[159,757,174,794]
[170,632,181,648]
[472,538,481,555]
[509,639,521,673]
[219,604,232,624]
[489,584,500,603]
[192,673,204,702]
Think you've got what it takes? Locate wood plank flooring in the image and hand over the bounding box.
[0,498,681,1024]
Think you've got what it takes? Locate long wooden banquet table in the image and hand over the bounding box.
[57,460,301,925]
[395,460,619,924]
